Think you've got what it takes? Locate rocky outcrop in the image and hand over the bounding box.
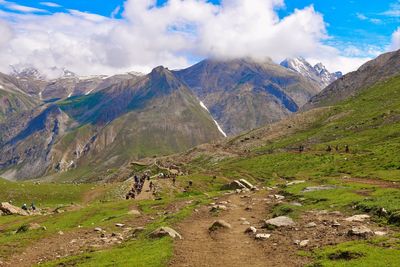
[149,227,182,239]
[0,202,29,216]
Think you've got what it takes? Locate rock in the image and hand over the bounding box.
[290,202,303,207]
[305,222,317,228]
[245,206,253,211]
[222,180,246,190]
[264,216,295,228]
[255,233,271,240]
[132,227,145,237]
[299,240,309,247]
[128,209,141,216]
[149,227,182,239]
[58,231,64,235]
[348,226,374,238]
[218,201,228,205]
[345,214,370,222]
[94,227,103,232]
[210,205,228,212]
[374,231,387,236]
[27,223,45,230]
[302,185,337,193]
[245,226,257,234]
[273,195,285,200]
[0,202,29,216]
[332,220,341,227]
[209,220,232,231]
[115,223,125,228]
[239,179,254,189]
[286,180,305,186]
[241,221,250,225]
[239,218,247,221]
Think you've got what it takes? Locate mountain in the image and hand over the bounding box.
[0,73,40,121]
[0,66,223,180]
[280,57,342,89]
[303,49,400,110]
[175,58,321,136]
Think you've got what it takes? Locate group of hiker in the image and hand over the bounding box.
[126,173,150,200]
[21,202,36,212]
[297,144,350,153]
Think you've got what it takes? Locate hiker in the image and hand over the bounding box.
[326,145,332,152]
[21,203,28,211]
[188,180,193,187]
[345,145,350,153]
[149,181,154,191]
[30,202,36,211]
[335,145,339,152]
[298,145,304,153]
[172,176,176,186]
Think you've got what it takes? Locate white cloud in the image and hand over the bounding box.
[0,1,48,13]
[0,0,377,77]
[382,1,400,17]
[390,27,400,51]
[40,2,62,8]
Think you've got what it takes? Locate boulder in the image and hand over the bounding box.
[209,220,232,231]
[222,180,246,190]
[264,216,295,228]
[210,205,228,212]
[132,227,145,237]
[0,202,29,216]
[305,222,317,228]
[239,179,254,189]
[150,227,182,239]
[345,214,370,222]
[348,226,374,238]
[115,223,125,228]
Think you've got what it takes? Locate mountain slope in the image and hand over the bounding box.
[303,49,400,110]
[0,67,223,180]
[175,58,321,135]
[280,57,342,89]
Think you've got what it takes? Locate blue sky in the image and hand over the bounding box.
[0,0,398,76]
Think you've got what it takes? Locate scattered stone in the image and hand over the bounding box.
[58,231,64,235]
[94,227,103,232]
[290,202,303,207]
[27,223,46,231]
[273,195,285,200]
[264,216,295,228]
[245,226,257,234]
[245,206,253,211]
[0,202,29,216]
[332,220,341,227]
[149,227,182,239]
[128,209,141,216]
[218,201,228,205]
[348,226,374,238]
[210,205,228,212]
[299,240,309,247]
[132,227,145,237]
[115,223,125,228]
[305,222,317,228]
[302,185,337,193]
[345,214,370,222]
[239,218,247,221]
[255,233,271,240]
[209,220,232,231]
[286,180,305,186]
[241,221,250,225]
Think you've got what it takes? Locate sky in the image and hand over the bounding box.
[0,0,398,77]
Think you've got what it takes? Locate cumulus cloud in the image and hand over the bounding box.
[0,0,374,77]
[0,0,48,13]
[390,27,400,51]
[39,2,61,8]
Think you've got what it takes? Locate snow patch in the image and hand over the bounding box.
[67,93,72,98]
[199,101,227,137]
[85,89,94,95]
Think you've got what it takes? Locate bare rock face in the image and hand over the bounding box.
[150,227,182,239]
[348,226,374,238]
[0,202,29,216]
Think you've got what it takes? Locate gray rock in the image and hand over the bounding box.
[305,222,317,228]
[286,180,305,186]
[239,179,254,189]
[348,226,374,238]
[209,220,232,231]
[222,180,246,190]
[210,205,228,212]
[115,223,125,228]
[149,227,182,239]
[302,185,337,193]
[345,214,370,222]
[0,202,29,216]
[264,216,295,227]
[245,226,257,234]
[255,233,271,240]
[94,227,103,232]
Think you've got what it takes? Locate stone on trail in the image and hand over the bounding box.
[374,231,387,236]
[348,226,374,238]
[264,216,295,228]
[255,233,271,240]
[0,202,29,216]
[286,180,305,186]
[115,223,125,228]
[239,179,254,189]
[94,227,103,232]
[305,222,317,228]
[209,220,232,231]
[222,180,246,190]
[149,227,182,239]
[210,205,228,212]
[245,226,257,234]
[345,214,370,222]
[273,195,285,200]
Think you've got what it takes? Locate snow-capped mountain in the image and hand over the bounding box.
[280,57,342,89]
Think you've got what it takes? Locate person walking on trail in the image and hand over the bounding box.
[149,181,154,191]
[326,145,332,152]
[345,145,350,153]
[21,203,28,211]
[30,202,36,211]
[172,176,176,186]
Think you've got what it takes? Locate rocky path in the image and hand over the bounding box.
[169,188,390,267]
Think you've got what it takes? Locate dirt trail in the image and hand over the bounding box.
[136,180,154,200]
[341,177,400,188]
[169,192,308,267]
